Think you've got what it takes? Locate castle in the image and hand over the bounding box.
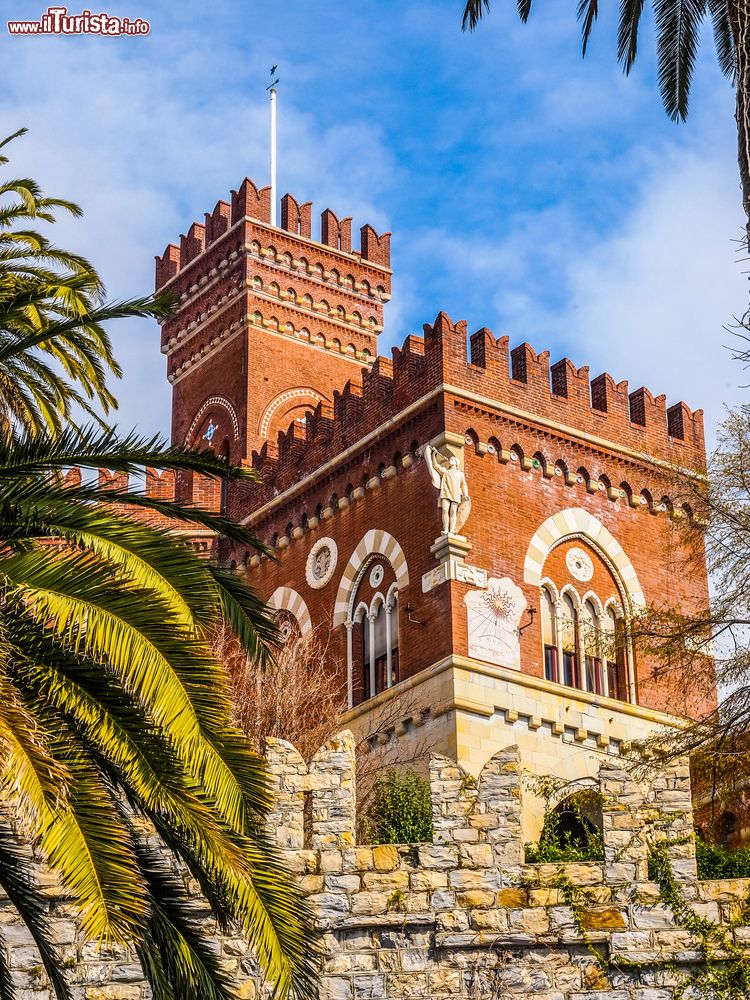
[15,177,750,1000]
[150,175,714,838]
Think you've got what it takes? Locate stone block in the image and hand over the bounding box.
[372,846,399,871]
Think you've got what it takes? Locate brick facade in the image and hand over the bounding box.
[145,178,716,812]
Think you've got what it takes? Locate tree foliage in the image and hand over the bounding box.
[695,834,750,879]
[0,129,173,436]
[221,623,348,760]
[630,408,750,768]
[461,0,736,122]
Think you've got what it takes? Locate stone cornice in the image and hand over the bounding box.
[342,651,688,739]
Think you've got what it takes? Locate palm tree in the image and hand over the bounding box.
[0,128,170,435]
[0,135,316,999]
[461,2,750,239]
[0,428,316,999]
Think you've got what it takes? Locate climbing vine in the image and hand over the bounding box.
[554,842,750,999]
[649,842,750,999]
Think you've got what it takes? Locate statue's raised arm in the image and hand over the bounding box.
[423,443,443,491]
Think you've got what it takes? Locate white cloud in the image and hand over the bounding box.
[392,129,746,447]
[1,5,743,454]
[557,146,746,439]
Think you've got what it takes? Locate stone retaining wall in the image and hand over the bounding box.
[4,731,750,999]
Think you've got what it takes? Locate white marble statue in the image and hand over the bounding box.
[424,444,471,535]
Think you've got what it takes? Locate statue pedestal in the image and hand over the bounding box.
[430,533,472,566]
[423,534,486,594]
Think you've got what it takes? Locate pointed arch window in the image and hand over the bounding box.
[349,571,400,705]
[582,598,605,695]
[603,605,627,701]
[540,582,633,702]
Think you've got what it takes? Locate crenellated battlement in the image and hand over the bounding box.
[155,176,391,290]
[246,312,705,504]
[60,465,223,556]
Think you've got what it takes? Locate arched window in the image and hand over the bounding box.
[349,561,400,705]
[582,599,604,695]
[718,811,738,848]
[538,540,634,702]
[602,605,627,701]
[390,593,400,681]
[362,599,388,699]
[560,593,580,689]
[541,587,558,683]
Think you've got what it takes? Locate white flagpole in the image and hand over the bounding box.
[269,84,277,227]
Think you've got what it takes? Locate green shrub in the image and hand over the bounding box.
[696,835,750,880]
[525,792,605,864]
[365,769,433,845]
[646,833,750,881]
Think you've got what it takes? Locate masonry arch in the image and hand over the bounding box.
[523,509,645,611]
[185,395,241,447]
[267,587,312,636]
[333,529,409,627]
[258,387,328,440]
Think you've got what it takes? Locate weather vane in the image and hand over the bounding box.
[267,64,279,90]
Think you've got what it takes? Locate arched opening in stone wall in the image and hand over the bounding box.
[526,788,604,863]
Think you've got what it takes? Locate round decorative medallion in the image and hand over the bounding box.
[369,564,385,588]
[305,537,338,590]
[279,619,293,642]
[566,547,594,583]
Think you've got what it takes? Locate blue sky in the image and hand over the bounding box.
[1,0,745,442]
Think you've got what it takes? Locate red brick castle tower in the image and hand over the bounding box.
[155,180,391,462]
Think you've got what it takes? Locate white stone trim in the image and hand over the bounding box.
[523,509,645,610]
[260,387,327,439]
[268,587,312,635]
[333,530,410,626]
[305,537,338,590]
[185,395,241,445]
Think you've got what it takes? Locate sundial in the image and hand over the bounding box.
[465,577,527,670]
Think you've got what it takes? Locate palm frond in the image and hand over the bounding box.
[2,549,266,831]
[133,839,236,1000]
[653,0,708,121]
[0,130,175,435]
[0,929,14,1000]
[617,0,645,71]
[0,130,28,164]
[461,0,490,31]
[148,810,319,1000]
[708,0,735,80]
[577,0,599,56]
[0,824,72,1000]
[39,734,148,943]
[209,566,280,665]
